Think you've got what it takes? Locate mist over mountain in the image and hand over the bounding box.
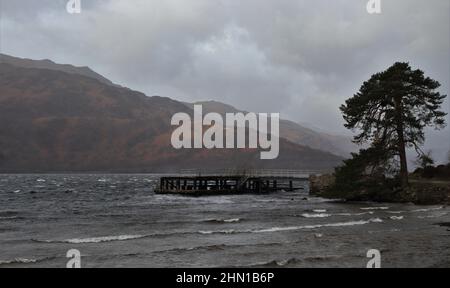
[187,101,357,157]
[0,54,343,173]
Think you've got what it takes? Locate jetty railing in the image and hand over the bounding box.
[179,169,326,179]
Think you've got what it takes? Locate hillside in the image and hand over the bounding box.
[189,101,356,157]
[0,57,343,172]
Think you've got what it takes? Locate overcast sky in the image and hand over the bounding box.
[1,0,449,161]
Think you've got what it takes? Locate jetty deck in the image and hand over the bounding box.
[155,169,323,196]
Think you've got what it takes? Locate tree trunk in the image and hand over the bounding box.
[394,97,409,189]
[397,128,409,188]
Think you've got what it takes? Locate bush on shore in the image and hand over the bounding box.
[412,163,450,180]
[315,158,450,204]
[320,146,408,202]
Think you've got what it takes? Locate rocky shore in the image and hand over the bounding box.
[309,174,450,205]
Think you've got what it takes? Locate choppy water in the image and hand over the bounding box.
[0,174,449,268]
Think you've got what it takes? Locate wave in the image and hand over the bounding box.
[299,211,374,218]
[411,206,444,213]
[254,218,383,233]
[360,207,389,211]
[34,234,150,244]
[34,229,203,244]
[418,212,448,219]
[301,213,331,218]
[124,241,285,257]
[336,212,375,216]
[390,216,404,220]
[0,211,20,217]
[0,216,24,221]
[386,206,444,215]
[198,229,243,235]
[242,255,342,268]
[152,195,233,205]
[203,218,242,224]
[199,218,383,235]
[0,256,55,266]
[34,217,387,243]
[0,258,37,265]
[166,244,229,253]
[184,244,228,251]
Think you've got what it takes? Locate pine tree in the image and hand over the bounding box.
[341,62,447,188]
[415,151,434,170]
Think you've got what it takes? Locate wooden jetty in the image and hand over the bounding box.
[155,169,322,196]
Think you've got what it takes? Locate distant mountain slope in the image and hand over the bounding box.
[0,53,115,86]
[0,59,343,172]
[189,101,357,157]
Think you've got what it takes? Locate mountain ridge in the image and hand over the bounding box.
[0,53,115,87]
[0,54,344,172]
[2,53,355,157]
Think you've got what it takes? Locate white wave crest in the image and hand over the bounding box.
[336,212,375,216]
[313,209,327,213]
[39,234,148,244]
[301,213,331,218]
[360,207,389,211]
[0,258,38,265]
[203,218,242,223]
[198,229,239,235]
[254,218,383,233]
[300,211,374,218]
[223,218,241,223]
[411,206,444,213]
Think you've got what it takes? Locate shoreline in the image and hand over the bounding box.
[310,174,450,206]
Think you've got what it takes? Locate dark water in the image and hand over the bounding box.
[0,174,449,268]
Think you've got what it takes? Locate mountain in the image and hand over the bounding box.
[0,54,115,87]
[189,101,357,157]
[0,55,343,172]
